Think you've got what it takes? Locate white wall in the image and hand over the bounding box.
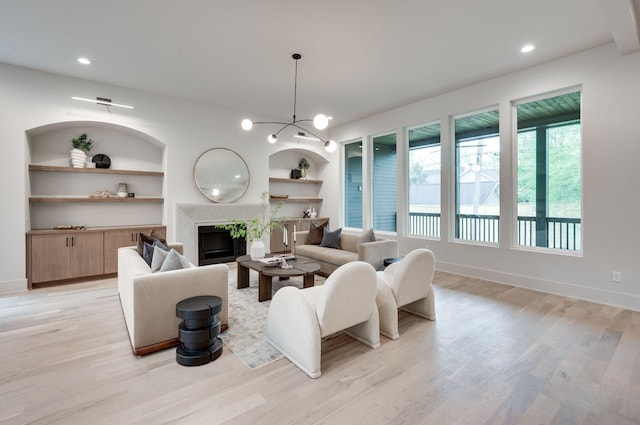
[329,43,640,311]
[0,63,337,293]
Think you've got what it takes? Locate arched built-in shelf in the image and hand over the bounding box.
[26,120,167,288]
[268,148,328,214]
[26,120,165,229]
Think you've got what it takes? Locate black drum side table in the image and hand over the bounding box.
[384,257,402,268]
[175,295,223,366]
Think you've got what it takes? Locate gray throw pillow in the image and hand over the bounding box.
[143,238,168,266]
[320,227,342,249]
[356,228,376,252]
[150,245,169,272]
[136,230,167,257]
[159,248,191,272]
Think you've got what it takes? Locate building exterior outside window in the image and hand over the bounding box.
[515,90,582,251]
[408,122,441,238]
[453,109,500,244]
[344,140,363,229]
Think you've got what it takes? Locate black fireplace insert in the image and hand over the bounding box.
[198,226,246,266]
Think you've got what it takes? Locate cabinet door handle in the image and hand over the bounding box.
[71,236,75,247]
[131,233,134,242]
[66,237,69,247]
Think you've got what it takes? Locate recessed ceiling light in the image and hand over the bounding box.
[521,44,535,53]
[77,57,91,65]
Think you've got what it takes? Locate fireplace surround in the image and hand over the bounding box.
[176,203,263,265]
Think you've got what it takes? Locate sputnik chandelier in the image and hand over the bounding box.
[241,53,337,153]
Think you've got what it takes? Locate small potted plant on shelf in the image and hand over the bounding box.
[216,192,284,260]
[298,157,310,179]
[70,133,94,168]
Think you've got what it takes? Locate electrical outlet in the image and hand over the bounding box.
[612,271,622,282]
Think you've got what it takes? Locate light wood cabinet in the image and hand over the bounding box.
[27,225,165,288]
[28,232,104,285]
[103,226,166,274]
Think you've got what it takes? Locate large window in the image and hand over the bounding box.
[372,133,397,232]
[344,140,363,229]
[515,90,582,251]
[408,122,441,238]
[454,109,500,243]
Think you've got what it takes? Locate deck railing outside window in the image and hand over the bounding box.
[408,212,581,250]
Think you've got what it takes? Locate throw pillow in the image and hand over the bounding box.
[159,248,192,272]
[143,238,168,267]
[150,245,169,272]
[307,220,329,245]
[320,227,342,249]
[136,229,167,256]
[356,228,376,253]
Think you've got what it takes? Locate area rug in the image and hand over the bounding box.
[219,263,325,370]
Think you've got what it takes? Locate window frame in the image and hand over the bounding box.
[370,131,398,234]
[450,105,501,246]
[342,138,365,232]
[406,120,442,240]
[511,86,583,256]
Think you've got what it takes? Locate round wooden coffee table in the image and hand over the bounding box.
[236,255,321,302]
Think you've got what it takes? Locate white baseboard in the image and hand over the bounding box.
[437,261,640,312]
[0,278,28,295]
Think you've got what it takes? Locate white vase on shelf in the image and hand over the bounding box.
[250,239,266,260]
[70,148,87,168]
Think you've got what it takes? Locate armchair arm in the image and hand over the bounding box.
[266,286,323,378]
[358,239,399,271]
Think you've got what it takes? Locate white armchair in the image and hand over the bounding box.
[266,261,380,378]
[375,248,436,340]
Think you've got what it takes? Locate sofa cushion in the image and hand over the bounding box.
[143,238,169,266]
[159,248,191,272]
[307,220,329,245]
[356,228,376,253]
[320,227,342,249]
[137,230,167,256]
[150,245,169,272]
[296,244,358,267]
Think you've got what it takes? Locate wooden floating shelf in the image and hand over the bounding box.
[29,165,164,177]
[29,197,164,204]
[269,178,323,184]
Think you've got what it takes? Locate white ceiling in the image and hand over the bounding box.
[1,0,638,126]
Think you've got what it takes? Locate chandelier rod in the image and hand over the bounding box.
[292,53,301,123]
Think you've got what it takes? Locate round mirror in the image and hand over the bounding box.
[194,148,250,203]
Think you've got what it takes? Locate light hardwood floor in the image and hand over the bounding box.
[1,272,639,425]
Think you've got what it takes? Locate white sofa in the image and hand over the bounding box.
[117,243,228,355]
[295,231,398,276]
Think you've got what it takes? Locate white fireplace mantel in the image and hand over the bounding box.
[176,203,263,264]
